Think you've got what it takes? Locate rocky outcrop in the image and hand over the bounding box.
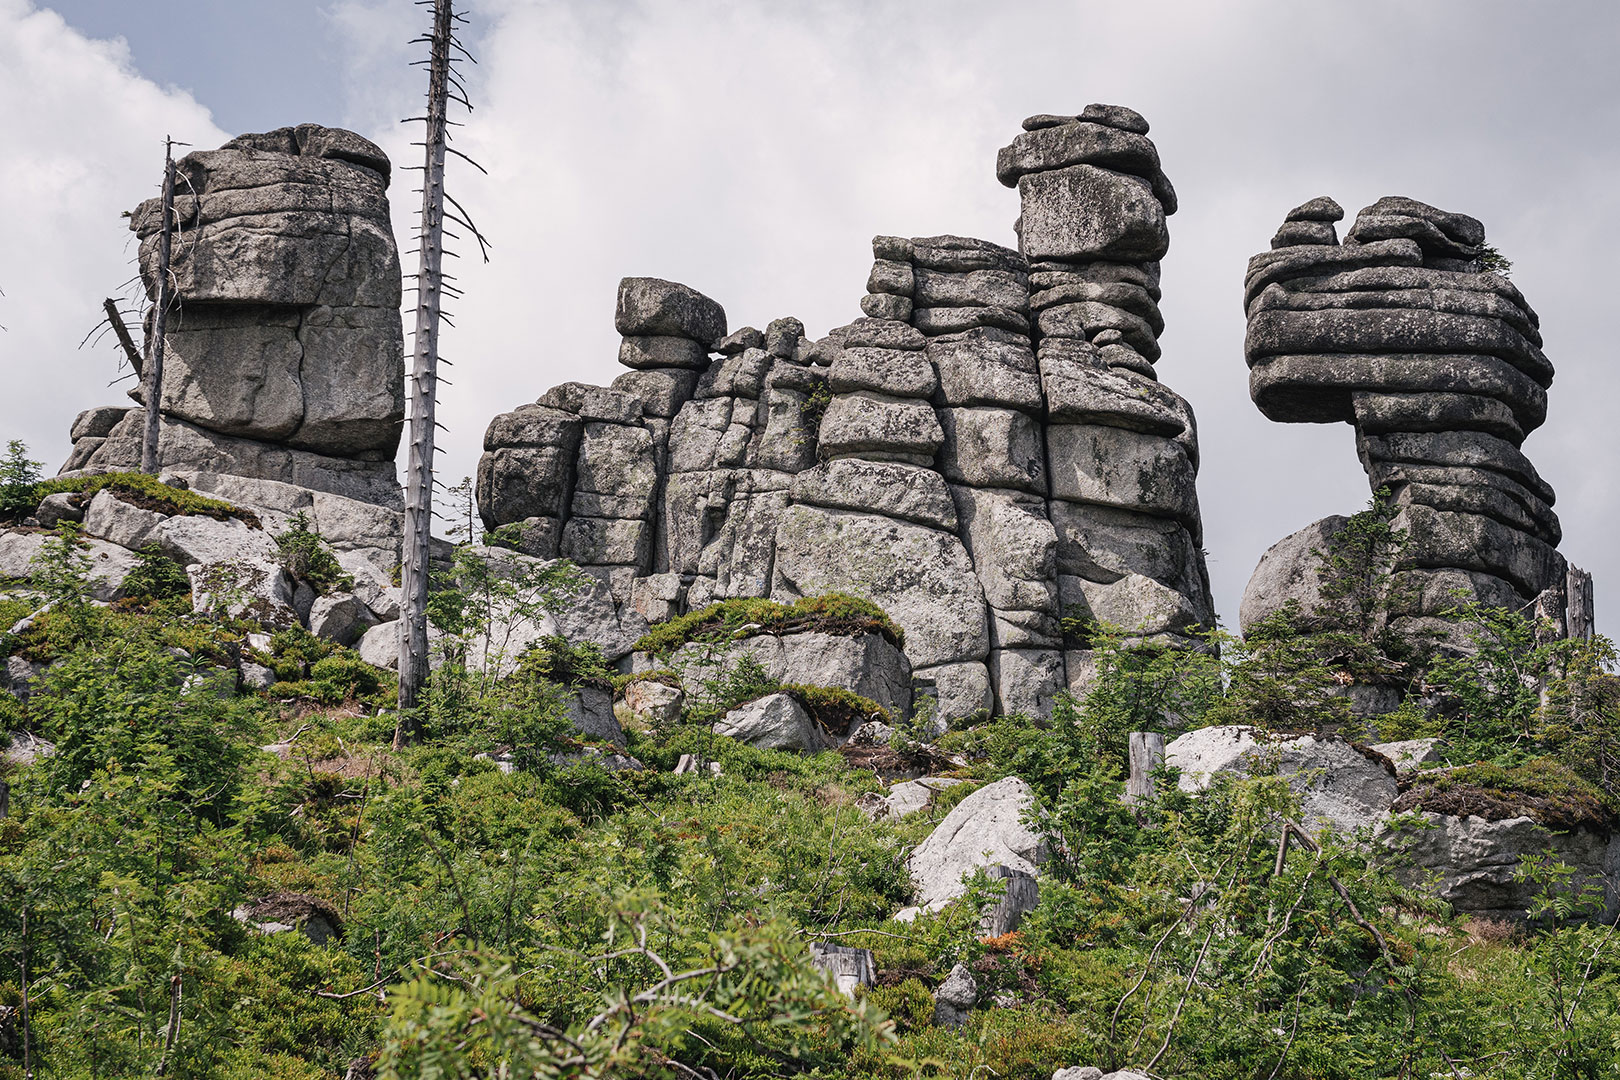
[61,126,406,572]
[1166,725,1398,836]
[1242,196,1571,638]
[899,776,1046,916]
[478,107,1214,717]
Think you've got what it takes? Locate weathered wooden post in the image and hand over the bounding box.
[1567,566,1594,641]
[1126,731,1165,808]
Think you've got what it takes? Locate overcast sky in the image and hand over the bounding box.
[2,0,1616,635]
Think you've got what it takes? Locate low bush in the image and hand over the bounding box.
[1392,758,1618,830]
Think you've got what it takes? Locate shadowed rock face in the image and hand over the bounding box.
[59,126,407,570]
[1242,195,1567,635]
[477,107,1215,718]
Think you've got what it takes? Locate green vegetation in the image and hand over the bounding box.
[635,593,905,658]
[5,464,1620,1076]
[274,512,353,595]
[28,470,255,526]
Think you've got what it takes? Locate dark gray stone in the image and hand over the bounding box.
[615,277,727,347]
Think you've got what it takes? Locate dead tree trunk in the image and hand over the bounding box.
[102,297,142,373]
[1125,731,1165,808]
[1567,565,1594,641]
[141,138,177,475]
[397,0,455,728]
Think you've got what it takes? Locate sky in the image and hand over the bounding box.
[2,0,1616,636]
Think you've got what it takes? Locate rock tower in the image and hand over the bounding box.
[478,106,1214,718]
[1241,195,1575,638]
[60,125,406,569]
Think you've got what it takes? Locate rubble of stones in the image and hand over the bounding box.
[1239,194,1569,643]
[479,104,1213,723]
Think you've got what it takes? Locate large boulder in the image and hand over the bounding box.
[1239,516,1347,633]
[1166,725,1397,836]
[713,692,828,752]
[903,776,1046,914]
[1377,813,1620,921]
[664,628,912,720]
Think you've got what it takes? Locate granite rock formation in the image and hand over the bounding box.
[478,107,1214,718]
[1242,195,1570,638]
[60,126,406,570]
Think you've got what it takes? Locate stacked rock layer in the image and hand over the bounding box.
[1243,195,1566,633]
[478,107,1215,718]
[60,126,407,569]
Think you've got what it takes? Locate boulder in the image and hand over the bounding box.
[1016,164,1168,262]
[81,490,168,549]
[911,661,994,725]
[563,687,626,746]
[623,679,684,725]
[307,592,375,646]
[1238,516,1348,633]
[816,392,944,461]
[1369,737,1444,772]
[876,776,966,820]
[188,558,298,628]
[932,963,978,1028]
[714,692,828,752]
[1166,725,1397,836]
[357,620,399,669]
[1052,1070,1104,1080]
[772,506,988,669]
[2,731,55,765]
[1377,813,1619,921]
[615,277,727,348]
[905,776,1046,913]
[34,493,84,529]
[790,459,959,532]
[666,629,910,721]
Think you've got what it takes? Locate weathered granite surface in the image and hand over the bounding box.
[60,126,406,571]
[1242,195,1568,637]
[478,107,1215,717]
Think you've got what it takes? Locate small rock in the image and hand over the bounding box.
[241,661,277,691]
[308,592,376,647]
[34,493,84,529]
[357,621,398,669]
[1370,737,1444,772]
[932,962,978,1027]
[3,731,55,765]
[1052,1069,1104,1080]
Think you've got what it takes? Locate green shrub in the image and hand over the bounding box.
[274,512,352,594]
[1392,758,1617,830]
[275,651,389,706]
[0,439,43,520]
[118,544,192,604]
[635,592,903,658]
[515,635,611,689]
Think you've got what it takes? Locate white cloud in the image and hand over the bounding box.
[0,0,227,468]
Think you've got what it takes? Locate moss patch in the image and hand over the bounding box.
[780,683,889,736]
[37,471,258,527]
[633,593,903,658]
[1391,758,1618,831]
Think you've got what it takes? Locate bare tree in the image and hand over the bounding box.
[397,0,490,736]
[140,137,179,475]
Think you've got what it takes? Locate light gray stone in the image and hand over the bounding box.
[1369,737,1444,772]
[357,620,399,669]
[816,392,944,461]
[932,963,978,1028]
[307,592,375,646]
[1047,424,1199,527]
[564,687,626,746]
[928,331,1043,412]
[714,691,828,752]
[829,347,939,399]
[1017,164,1168,262]
[610,366,702,417]
[1167,726,1397,836]
[615,277,727,347]
[772,506,988,668]
[188,557,298,628]
[34,493,84,529]
[913,267,1030,311]
[70,405,133,441]
[1063,572,1206,637]
[911,661,994,724]
[1052,1069,1104,1080]
[879,777,967,820]
[939,408,1047,494]
[1377,813,1618,921]
[617,334,710,372]
[906,776,1046,913]
[81,490,168,550]
[791,459,958,531]
[990,648,1066,717]
[623,679,684,726]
